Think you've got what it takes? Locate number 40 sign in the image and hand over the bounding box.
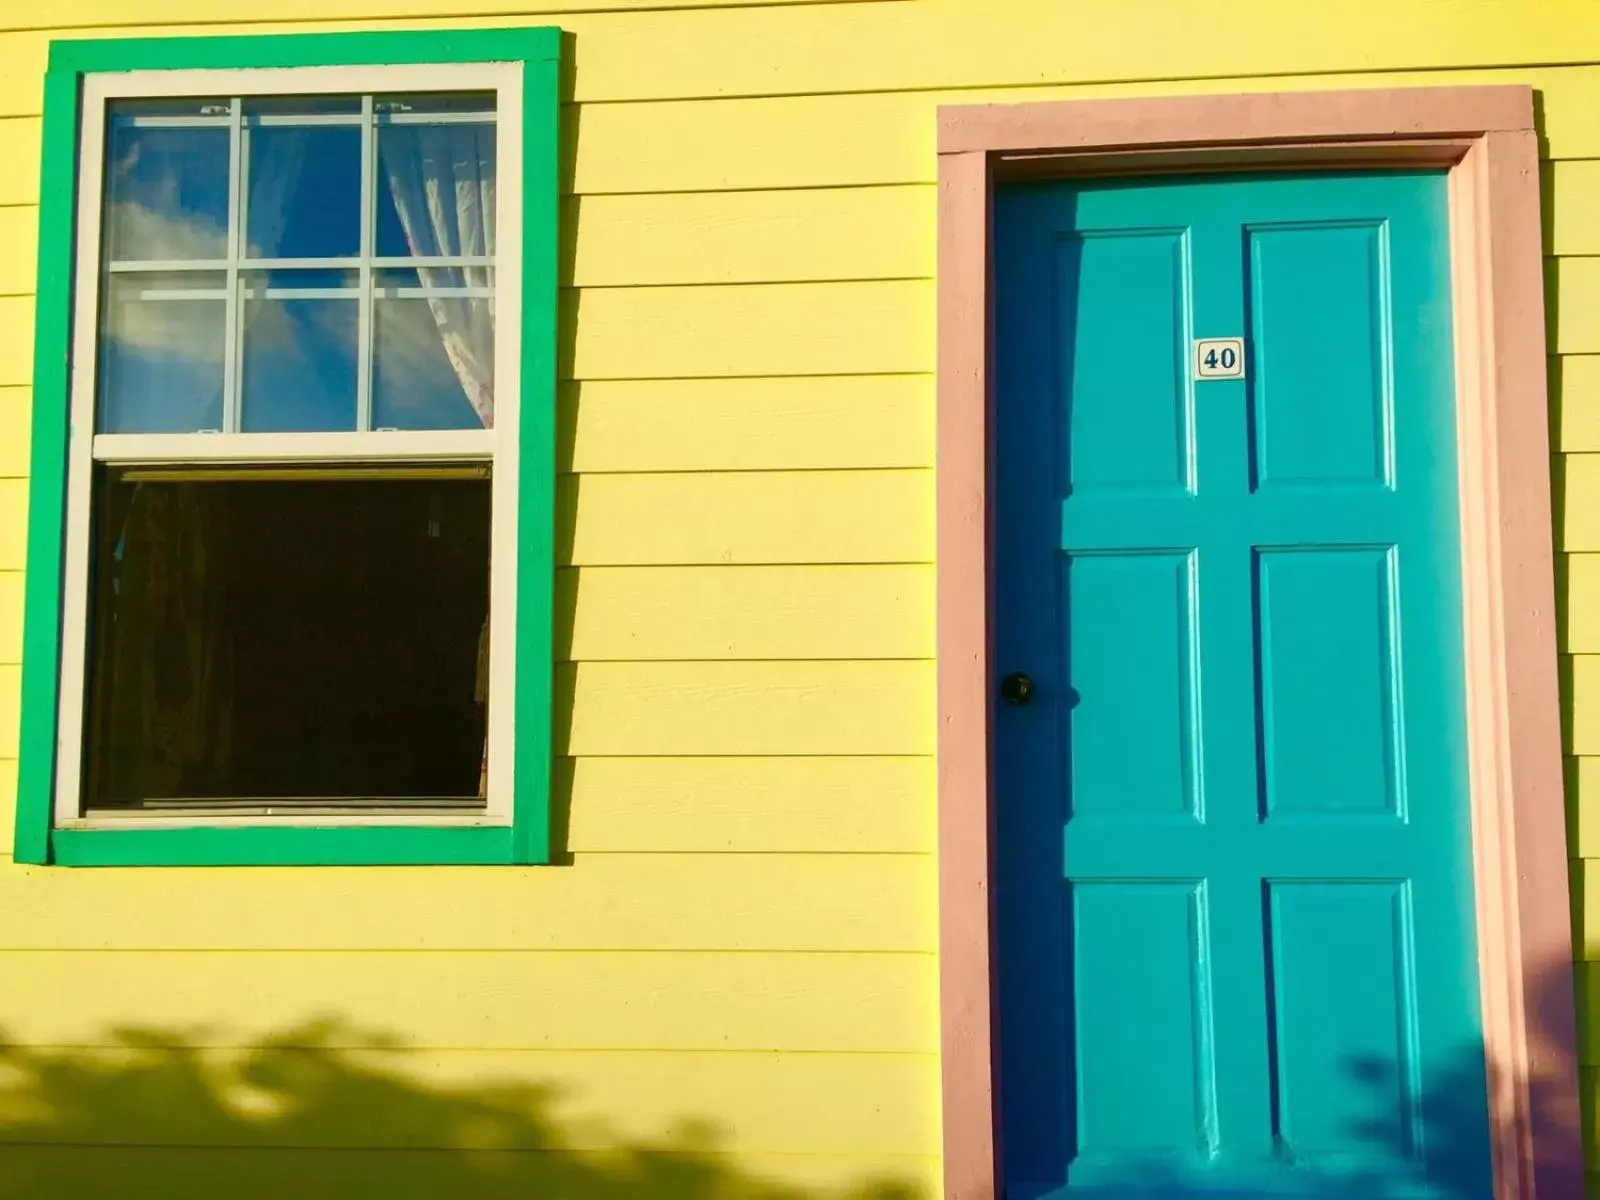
[1194,337,1246,380]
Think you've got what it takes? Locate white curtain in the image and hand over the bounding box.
[244,128,311,259]
[380,125,497,429]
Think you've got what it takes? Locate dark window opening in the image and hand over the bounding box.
[82,466,492,814]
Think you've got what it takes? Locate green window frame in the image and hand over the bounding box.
[14,28,561,867]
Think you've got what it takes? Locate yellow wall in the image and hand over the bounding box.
[1,0,1600,1195]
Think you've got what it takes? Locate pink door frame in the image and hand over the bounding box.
[935,85,1582,1200]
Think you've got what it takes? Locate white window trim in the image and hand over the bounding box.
[55,61,525,829]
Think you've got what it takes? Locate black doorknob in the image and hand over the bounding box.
[1000,672,1035,706]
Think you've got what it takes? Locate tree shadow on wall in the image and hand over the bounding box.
[0,1017,927,1200]
[0,961,1581,1199]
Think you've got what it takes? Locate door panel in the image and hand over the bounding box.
[1267,880,1417,1160]
[1064,550,1199,819]
[1060,230,1194,495]
[1248,221,1393,491]
[993,172,1490,1199]
[1072,881,1214,1155]
[1256,545,1400,819]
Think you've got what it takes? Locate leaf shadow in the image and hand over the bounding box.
[0,1015,927,1200]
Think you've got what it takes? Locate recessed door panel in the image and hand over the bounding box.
[1248,221,1394,492]
[1059,230,1194,496]
[1064,551,1199,820]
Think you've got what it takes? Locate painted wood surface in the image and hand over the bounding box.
[994,170,1489,1194]
[0,1,1597,1195]
[3,1,1600,104]
[0,950,939,1050]
[0,0,884,30]
[555,660,934,756]
[563,376,932,472]
[556,470,932,564]
[0,854,936,949]
[0,1147,944,1200]
[0,1047,941,1154]
[557,564,934,659]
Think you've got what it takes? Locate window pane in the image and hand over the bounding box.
[84,469,492,809]
[375,92,496,116]
[376,123,496,259]
[104,119,230,262]
[243,95,362,118]
[111,98,233,119]
[241,269,359,432]
[245,124,362,259]
[98,272,226,433]
[373,268,494,430]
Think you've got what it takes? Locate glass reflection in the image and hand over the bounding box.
[96,93,500,437]
[110,98,232,119]
[242,95,362,118]
[240,270,359,432]
[374,92,495,116]
[98,272,226,433]
[375,123,496,259]
[246,125,362,259]
[104,120,230,262]
[373,117,497,429]
[373,269,494,431]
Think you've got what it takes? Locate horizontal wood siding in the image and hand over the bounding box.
[0,1145,944,1199]
[0,1,1598,1195]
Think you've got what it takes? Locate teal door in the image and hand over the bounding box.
[993,172,1491,1199]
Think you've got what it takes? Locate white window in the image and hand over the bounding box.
[55,63,524,828]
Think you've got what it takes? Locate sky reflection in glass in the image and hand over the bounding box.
[373,269,493,431]
[246,125,362,259]
[98,273,226,433]
[376,124,496,259]
[95,94,498,436]
[104,121,230,262]
[241,270,359,432]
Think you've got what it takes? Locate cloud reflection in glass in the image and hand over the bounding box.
[241,270,360,432]
[97,273,227,434]
[96,100,498,436]
[104,111,229,262]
